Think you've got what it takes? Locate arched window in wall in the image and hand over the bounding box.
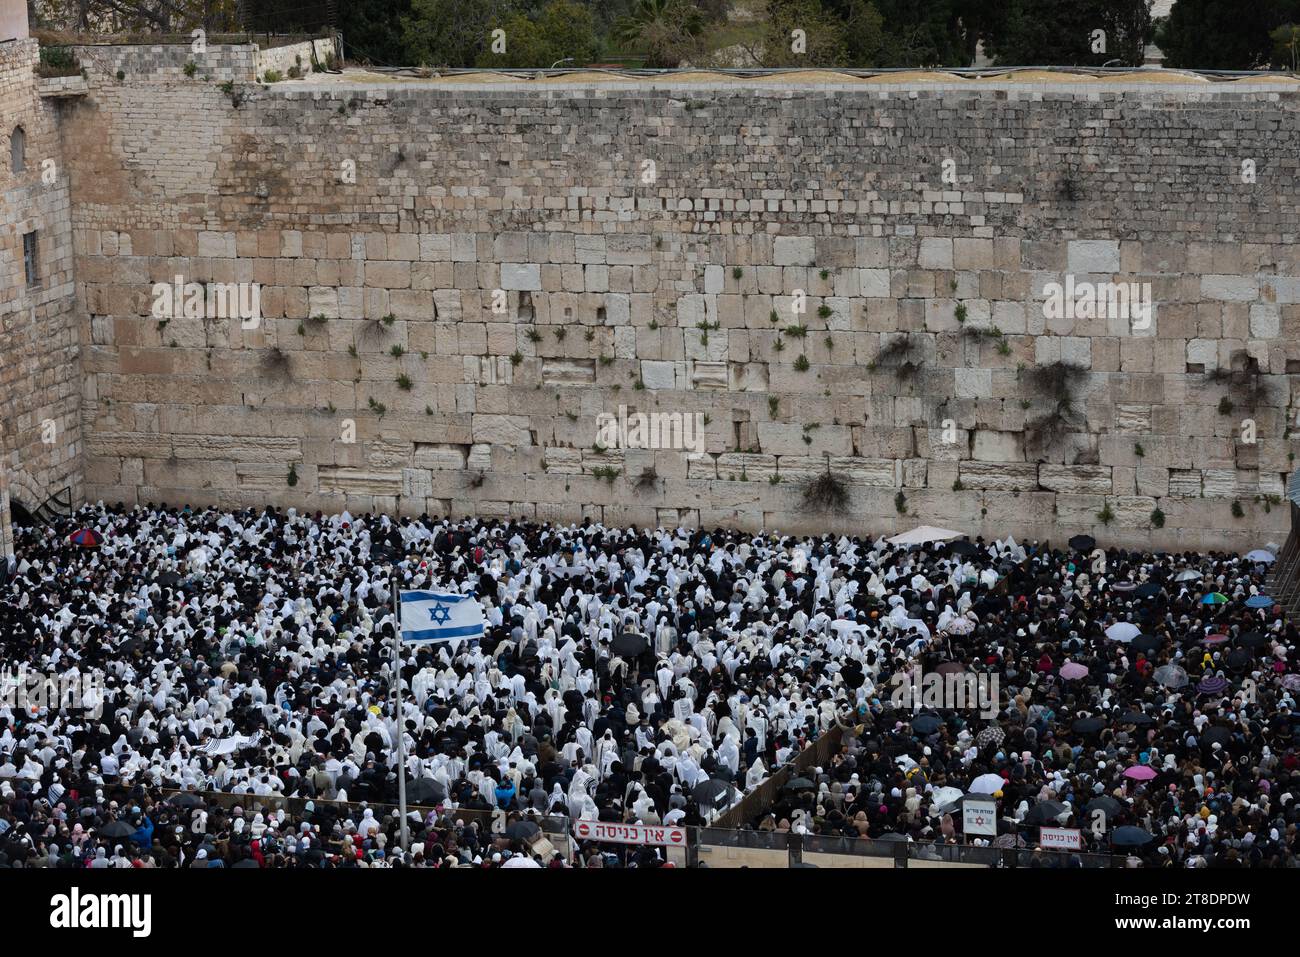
[10,125,25,173]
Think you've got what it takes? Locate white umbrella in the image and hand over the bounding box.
[1245,549,1276,564]
[888,525,963,546]
[969,773,1006,795]
[930,786,964,808]
[501,855,543,868]
[1105,622,1141,642]
[1175,569,1202,582]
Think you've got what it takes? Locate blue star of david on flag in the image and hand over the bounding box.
[399,590,484,644]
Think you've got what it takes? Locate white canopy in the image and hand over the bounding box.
[888,525,963,546]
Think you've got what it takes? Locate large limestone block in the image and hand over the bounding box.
[1038,464,1113,494]
[957,461,1038,491]
[1066,240,1120,274]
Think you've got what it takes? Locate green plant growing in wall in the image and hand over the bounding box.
[768,396,779,418]
[793,354,810,372]
[526,327,542,343]
[1151,507,1165,528]
[183,61,198,77]
[396,373,413,391]
[802,461,849,514]
[367,397,387,417]
[732,267,744,280]
[873,334,923,381]
[820,269,830,281]
[262,347,291,378]
[510,351,523,366]
[954,303,967,324]
[1134,442,1145,457]
[895,491,908,514]
[1232,499,1245,518]
[554,327,567,341]
[287,464,298,487]
[390,344,405,358]
[1097,503,1115,524]
[1218,396,1234,415]
[591,466,621,483]
[817,305,832,320]
[769,309,779,324]
[784,324,808,339]
[1022,361,1088,454]
[347,344,358,358]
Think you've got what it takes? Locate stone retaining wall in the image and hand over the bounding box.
[0,36,84,550]
[46,72,1300,548]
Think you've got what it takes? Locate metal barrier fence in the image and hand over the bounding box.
[693,826,1123,869]
[154,788,1120,867]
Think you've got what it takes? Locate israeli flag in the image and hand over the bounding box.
[400,590,485,644]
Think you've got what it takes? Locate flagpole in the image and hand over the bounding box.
[391,562,409,857]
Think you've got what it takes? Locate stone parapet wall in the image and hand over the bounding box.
[69,38,333,84]
[54,75,1300,548]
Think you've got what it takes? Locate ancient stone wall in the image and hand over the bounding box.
[57,72,1300,549]
[0,36,83,554]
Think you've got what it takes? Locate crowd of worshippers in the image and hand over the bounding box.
[0,501,1297,868]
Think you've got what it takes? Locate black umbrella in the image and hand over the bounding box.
[156,570,183,588]
[948,540,980,556]
[610,632,649,657]
[1024,801,1069,825]
[1117,712,1155,727]
[1225,649,1251,671]
[98,820,134,839]
[1201,727,1232,749]
[167,793,204,808]
[1072,717,1105,734]
[911,714,943,734]
[782,777,815,792]
[408,778,445,804]
[1069,534,1096,552]
[1236,630,1269,649]
[1111,825,1153,847]
[1130,634,1162,654]
[692,779,737,806]
[505,820,541,840]
[1086,796,1123,818]
[1134,582,1163,599]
